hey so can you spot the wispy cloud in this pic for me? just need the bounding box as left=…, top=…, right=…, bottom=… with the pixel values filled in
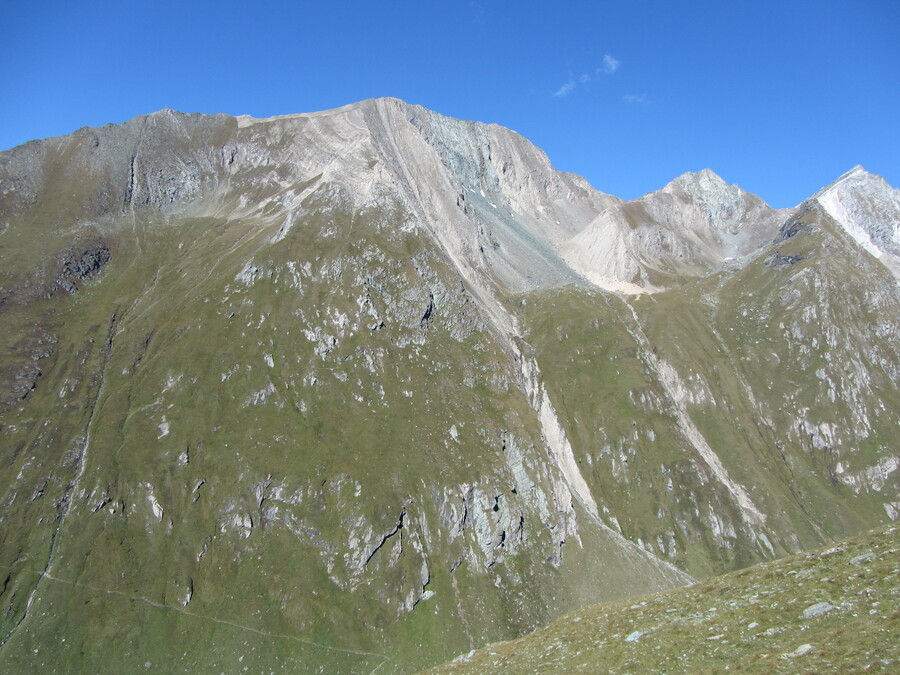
left=553, top=54, right=620, bottom=97
left=600, top=54, right=620, bottom=75
left=554, top=78, right=578, bottom=97
left=623, top=93, right=647, bottom=104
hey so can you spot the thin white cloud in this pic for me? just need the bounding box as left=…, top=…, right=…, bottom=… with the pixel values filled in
left=554, top=78, right=578, bottom=97
left=601, top=54, right=620, bottom=75
left=623, top=93, right=647, bottom=104
left=553, top=55, right=620, bottom=97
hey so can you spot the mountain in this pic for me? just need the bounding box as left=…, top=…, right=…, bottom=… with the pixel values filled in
left=0, top=98, right=897, bottom=672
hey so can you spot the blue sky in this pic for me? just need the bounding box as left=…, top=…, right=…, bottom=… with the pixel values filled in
left=2, top=1, right=898, bottom=207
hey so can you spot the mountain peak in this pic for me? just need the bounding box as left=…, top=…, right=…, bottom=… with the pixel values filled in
left=681, top=167, right=728, bottom=184
left=840, top=164, right=869, bottom=180
left=810, top=165, right=900, bottom=278
left=663, top=169, right=740, bottom=202
left=674, top=168, right=728, bottom=185
left=657, top=168, right=750, bottom=211
left=812, top=165, right=882, bottom=200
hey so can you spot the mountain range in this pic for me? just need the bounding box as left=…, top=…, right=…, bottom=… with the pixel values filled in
left=0, top=98, right=897, bottom=672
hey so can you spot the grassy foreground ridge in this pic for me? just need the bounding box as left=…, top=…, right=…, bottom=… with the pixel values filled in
left=427, top=523, right=899, bottom=673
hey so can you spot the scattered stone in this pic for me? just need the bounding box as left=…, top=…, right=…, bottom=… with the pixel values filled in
left=850, top=552, right=876, bottom=565
left=624, top=631, right=645, bottom=642
left=451, top=650, right=476, bottom=664
left=781, top=644, right=814, bottom=659
left=801, top=602, right=836, bottom=619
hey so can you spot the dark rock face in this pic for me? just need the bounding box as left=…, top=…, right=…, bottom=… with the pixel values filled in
left=777, top=207, right=815, bottom=241
left=764, top=251, right=804, bottom=269
left=52, top=240, right=110, bottom=295
left=1, top=327, right=57, bottom=408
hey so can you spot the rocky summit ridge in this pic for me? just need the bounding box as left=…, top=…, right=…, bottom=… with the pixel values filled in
left=0, top=98, right=898, bottom=672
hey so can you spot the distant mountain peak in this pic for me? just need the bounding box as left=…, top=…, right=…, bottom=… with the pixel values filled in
left=675, top=167, right=730, bottom=186
left=815, top=163, right=858, bottom=188
left=812, top=165, right=900, bottom=278
left=663, top=169, right=745, bottom=205
left=839, top=164, right=869, bottom=180
left=811, top=165, right=888, bottom=202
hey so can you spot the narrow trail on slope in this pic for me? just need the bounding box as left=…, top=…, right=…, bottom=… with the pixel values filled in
left=27, top=572, right=391, bottom=670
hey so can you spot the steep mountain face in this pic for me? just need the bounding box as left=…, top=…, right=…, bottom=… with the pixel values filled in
left=0, top=98, right=897, bottom=672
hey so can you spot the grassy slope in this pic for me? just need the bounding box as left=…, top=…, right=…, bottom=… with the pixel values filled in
left=427, top=522, right=900, bottom=673
left=0, top=203, right=519, bottom=672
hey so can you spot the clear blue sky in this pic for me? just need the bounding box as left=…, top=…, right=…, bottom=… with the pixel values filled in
left=2, top=1, right=898, bottom=207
